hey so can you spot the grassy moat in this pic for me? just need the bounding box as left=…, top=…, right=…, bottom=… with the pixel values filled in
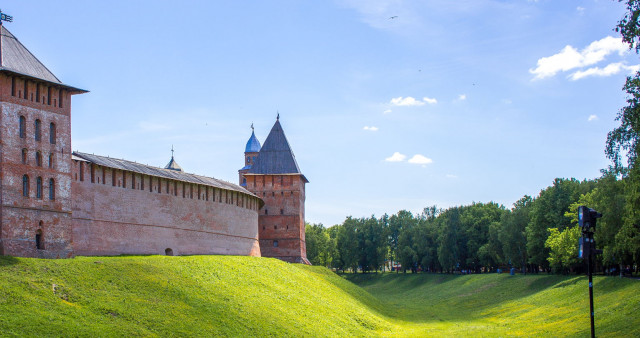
left=0, top=255, right=638, bottom=337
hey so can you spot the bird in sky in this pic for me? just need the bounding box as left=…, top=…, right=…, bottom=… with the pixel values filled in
left=389, top=16, right=398, bottom=19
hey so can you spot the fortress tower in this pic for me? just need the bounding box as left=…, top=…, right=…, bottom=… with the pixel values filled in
left=0, top=24, right=86, bottom=257
left=240, top=117, right=310, bottom=264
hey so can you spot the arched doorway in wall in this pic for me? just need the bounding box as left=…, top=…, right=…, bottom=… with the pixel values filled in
left=35, top=225, right=44, bottom=250
left=165, top=248, right=173, bottom=256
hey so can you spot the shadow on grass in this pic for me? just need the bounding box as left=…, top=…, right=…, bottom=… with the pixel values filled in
left=0, top=255, right=19, bottom=266
left=340, top=272, right=568, bottom=324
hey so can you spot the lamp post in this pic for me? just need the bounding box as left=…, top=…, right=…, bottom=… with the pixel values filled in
left=578, top=205, right=602, bottom=338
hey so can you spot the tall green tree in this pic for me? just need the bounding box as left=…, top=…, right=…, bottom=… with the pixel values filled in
left=389, top=210, right=416, bottom=271
left=460, top=202, right=506, bottom=272
left=526, top=178, right=594, bottom=271
left=335, top=217, right=359, bottom=272
left=305, top=223, right=335, bottom=267
left=437, top=207, right=463, bottom=273
left=545, top=226, right=582, bottom=273
left=607, top=0, right=640, bottom=269
left=499, top=196, right=532, bottom=272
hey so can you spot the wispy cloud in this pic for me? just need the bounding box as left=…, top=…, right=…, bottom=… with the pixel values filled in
left=423, top=97, right=438, bottom=104
left=570, top=62, right=640, bottom=80
left=588, top=114, right=598, bottom=122
left=458, top=94, right=467, bottom=101
left=577, top=6, right=585, bottom=15
left=385, top=152, right=406, bottom=162
left=390, top=96, right=437, bottom=106
left=385, top=152, right=433, bottom=165
left=363, top=126, right=379, bottom=131
left=383, top=109, right=392, bottom=114
left=530, top=36, right=628, bottom=80
left=446, top=174, right=458, bottom=179
left=390, top=96, right=425, bottom=106
left=408, top=154, right=433, bottom=164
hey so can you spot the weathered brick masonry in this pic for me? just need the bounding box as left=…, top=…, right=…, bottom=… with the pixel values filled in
left=239, top=119, right=310, bottom=264
left=0, top=24, right=309, bottom=262
left=70, top=157, right=261, bottom=257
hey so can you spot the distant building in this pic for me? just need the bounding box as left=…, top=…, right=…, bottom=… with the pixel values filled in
left=0, top=23, right=309, bottom=264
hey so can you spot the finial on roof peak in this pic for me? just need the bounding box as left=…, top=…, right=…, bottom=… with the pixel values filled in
left=165, top=146, right=182, bottom=172
left=251, top=122, right=254, bottom=132
left=277, top=111, right=280, bottom=120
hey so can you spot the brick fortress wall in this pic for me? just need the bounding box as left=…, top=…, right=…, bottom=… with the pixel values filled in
left=71, top=160, right=262, bottom=257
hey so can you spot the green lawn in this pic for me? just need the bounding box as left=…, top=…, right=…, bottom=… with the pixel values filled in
left=345, top=272, right=640, bottom=337
left=0, top=255, right=637, bottom=337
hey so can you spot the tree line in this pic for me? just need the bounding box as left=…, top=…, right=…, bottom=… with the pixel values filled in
left=307, top=1, right=640, bottom=275
left=306, top=172, right=638, bottom=274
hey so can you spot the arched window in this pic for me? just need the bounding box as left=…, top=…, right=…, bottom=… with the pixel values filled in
left=36, top=177, right=43, bottom=199
left=49, top=123, right=56, bottom=144
left=35, top=151, right=42, bottom=167
left=49, top=178, right=55, bottom=200
left=36, top=228, right=44, bottom=250
left=22, top=148, right=28, bottom=164
left=19, top=116, right=26, bottom=138
left=48, top=153, right=54, bottom=168
left=22, top=175, right=29, bottom=197
left=165, top=248, right=174, bottom=256
left=34, top=119, right=41, bottom=141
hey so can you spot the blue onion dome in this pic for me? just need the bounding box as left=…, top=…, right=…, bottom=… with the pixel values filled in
left=245, top=130, right=261, bottom=153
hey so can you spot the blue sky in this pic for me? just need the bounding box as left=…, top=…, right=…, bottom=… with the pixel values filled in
left=5, top=1, right=637, bottom=226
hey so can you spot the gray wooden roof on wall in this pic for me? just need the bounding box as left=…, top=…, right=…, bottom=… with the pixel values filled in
left=249, top=119, right=303, bottom=175
left=72, top=151, right=257, bottom=197
left=0, top=26, right=86, bottom=92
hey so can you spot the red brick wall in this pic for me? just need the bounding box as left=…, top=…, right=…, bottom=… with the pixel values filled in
left=71, top=161, right=261, bottom=257
left=244, top=174, right=308, bottom=263
left=0, top=74, right=74, bottom=258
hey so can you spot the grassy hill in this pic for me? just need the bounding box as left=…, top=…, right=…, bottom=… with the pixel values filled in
left=0, top=255, right=638, bottom=337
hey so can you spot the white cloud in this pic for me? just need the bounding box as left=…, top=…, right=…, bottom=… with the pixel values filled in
left=423, top=97, right=438, bottom=104
left=408, top=154, right=433, bottom=164
left=390, top=96, right=438, bottom=106
left=458, top=94, right=467, bottom=101
left=446, top=174, right=458, bottom=179
left=588, top=114, right=598, bottom=122
left=383, top=109, right=392, bottom=114
left=569, top=62, right=640, bottom=80
left=363, top=126, right=379, bottom=131
left=385, top=152, right=406, bottom=162
left=390, top=96, right=425, bottom=106
left=530, top=36, right=628, bottom=80
left=577, top=6, right=585, bottom=14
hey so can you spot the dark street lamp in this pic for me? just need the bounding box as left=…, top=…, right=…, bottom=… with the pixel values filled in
left=578, top=206, right=602, bottom=338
